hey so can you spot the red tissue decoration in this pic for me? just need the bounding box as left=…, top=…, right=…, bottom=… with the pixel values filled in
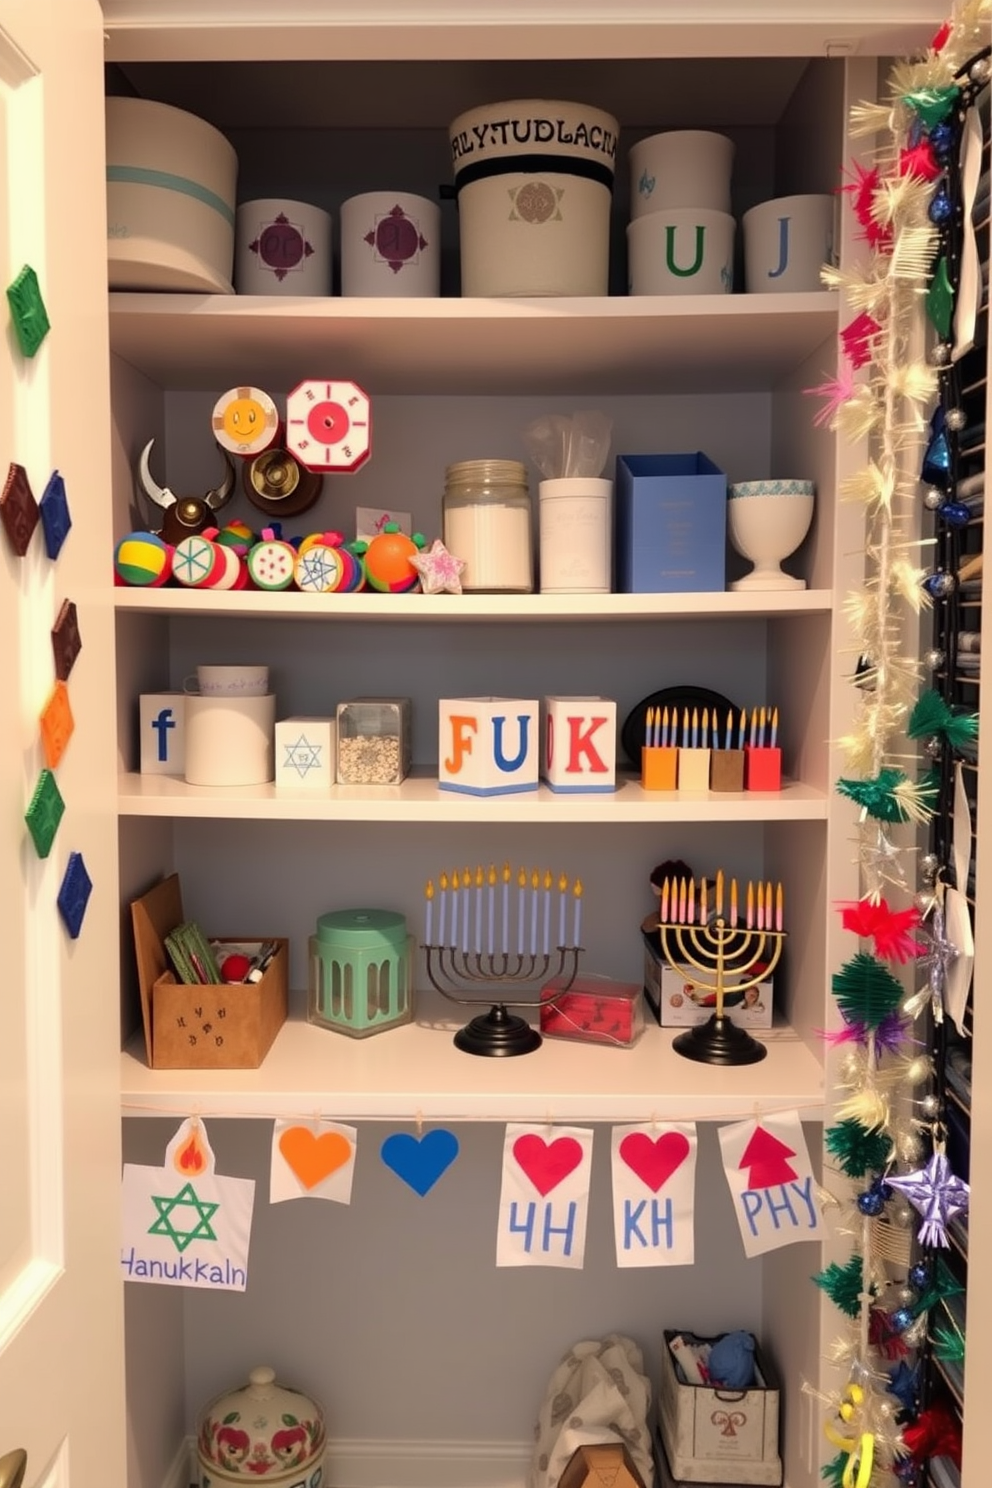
left=868, top=1306, right=911, bottom=1360
left=898, top=141, right=942, bottom=182
left=841, top=161, right=893, bottom=251
left=841, top=312, right=882, bottom=370
left=931, top=19, right=953, bottom=52
left=839, top=898, right=924, bottom=963
left=902, top=1402, right=962, bottom=1467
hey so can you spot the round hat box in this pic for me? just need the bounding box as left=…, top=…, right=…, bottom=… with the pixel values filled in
left=340, top=191, right=441, bottom=297
left=627, top=210, right=735, bottom=295
left=449, top=98, right=619, bottom=296
left=106, top=97, right=238, bottom=294
left=628, top=130, right=734, bottom=217
left=742, top=193, right=835, bottom=294
left=196, top=1365, right=325, bottom=1487
left=235, top=197, right=332, bottom=296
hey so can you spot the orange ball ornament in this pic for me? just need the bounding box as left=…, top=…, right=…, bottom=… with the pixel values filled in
left=359, top=522, right=426, bottom=593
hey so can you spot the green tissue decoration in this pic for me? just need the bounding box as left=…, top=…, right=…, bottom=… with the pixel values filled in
left=903, top=85, right=959, bottom=127
left=914, top=1257, right=965, bottom=1316
left=826, top=1119, right=892, bottom=1178
left=926, top=256, right=954, bottom=339
left=813, top=1254, right=867, bottom=1318
left=832, top=953, right=906, bottom=1029
left=837, top=767, right=924, bottom=823
left=907, top=689, right=979, bottom=749
left=821, top=1452, right=848, bottom=1487
left=931, top=1323, right=965, bottom=1365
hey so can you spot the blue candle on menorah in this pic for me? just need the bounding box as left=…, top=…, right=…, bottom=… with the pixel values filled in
left=422, top=861, right=586, bottom=1057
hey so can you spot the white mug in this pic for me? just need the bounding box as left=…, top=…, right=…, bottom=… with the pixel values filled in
left=185, top=664, right=270, bottom=697
left=742, top=194, right=835, bottom=294
left=184, top=693, right=276, bottom=786
left=340, top=192, right=441, bottom=297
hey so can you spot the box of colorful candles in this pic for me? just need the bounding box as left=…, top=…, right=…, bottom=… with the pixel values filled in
left=641, top=705, right=780, bottom=792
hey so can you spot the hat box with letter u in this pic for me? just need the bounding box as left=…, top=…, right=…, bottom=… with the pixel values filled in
left=106, top=96, right=238, bottom=294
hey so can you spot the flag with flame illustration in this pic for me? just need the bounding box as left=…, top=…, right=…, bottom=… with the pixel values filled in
left=121, top=1117, right=254, bottom=1291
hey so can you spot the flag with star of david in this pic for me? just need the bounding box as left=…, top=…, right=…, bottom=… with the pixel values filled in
left=121, top=1162, right=255, bottom=1290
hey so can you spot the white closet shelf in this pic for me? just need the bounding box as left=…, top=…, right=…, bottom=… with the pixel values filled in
left=118, top=768, right=828, bottom=821
left=120, top=1003, right=826, bottom=1122
left=113, top=588, right=834, bottom=620
left=107, top=291, right=839, bottom=395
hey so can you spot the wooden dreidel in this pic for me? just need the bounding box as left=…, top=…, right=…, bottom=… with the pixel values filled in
left=542, top=695, right=616, bottom=792
left=438, top=697, right=539, bottom=795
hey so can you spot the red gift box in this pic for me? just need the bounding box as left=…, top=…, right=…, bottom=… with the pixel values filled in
left=540, top=975, right=645, bottom=1047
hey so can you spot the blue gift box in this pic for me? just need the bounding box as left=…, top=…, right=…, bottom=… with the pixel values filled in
left=615, top=452, right=727, bottom=593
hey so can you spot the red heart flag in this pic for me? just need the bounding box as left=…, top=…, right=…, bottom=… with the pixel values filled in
left=619, top=1131, right=690, bottom=1191
left=512, top=1134, right=584, bottom=1196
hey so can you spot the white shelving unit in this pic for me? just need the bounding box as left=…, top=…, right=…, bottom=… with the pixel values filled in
left=95, top=11, right=965, bottom=1488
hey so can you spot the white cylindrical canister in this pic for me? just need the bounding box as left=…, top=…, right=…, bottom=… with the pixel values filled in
left=340, top=192, right=441, bottom=297
left=106, top=97, right=238, bottom=294
left=627, top=210, right=735, bottom=295
left=742, top=193, right=835, bottom=294
left=235, top=198, right=332, bottom=296
left=184, top=694, right=276, bottom=786
left=449, top=99, right=619, bottom=297
left=628, top=130, right=734, bottom=217
left=539, top=478, right=612, bottom=593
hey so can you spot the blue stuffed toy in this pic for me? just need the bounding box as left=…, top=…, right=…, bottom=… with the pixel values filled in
left=708, top=1330, right=756, bottom=1390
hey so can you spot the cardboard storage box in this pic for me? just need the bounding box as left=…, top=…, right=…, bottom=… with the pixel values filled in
left=559, top=1443, right=647, bottom=1488
left=130, top=873, right=288, bottom=1070
left=657, top=1331, right=782, bottom=1485
left=615, top=453, right=727, bottom=594
left=642, top=931, right=773, bottom=1029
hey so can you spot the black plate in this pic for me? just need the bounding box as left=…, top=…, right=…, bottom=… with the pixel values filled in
left=621, top=686, right=740, bottom=766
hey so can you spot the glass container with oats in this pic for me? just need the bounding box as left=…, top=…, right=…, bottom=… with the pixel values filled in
left=335, top=698, right=412, bottom=785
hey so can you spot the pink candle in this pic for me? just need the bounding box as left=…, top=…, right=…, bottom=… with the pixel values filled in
left=746, top=881, right=754, bottom=931
left=776, top=882, right=784, bottom=932
left=660, top=877, right=670, bottom=923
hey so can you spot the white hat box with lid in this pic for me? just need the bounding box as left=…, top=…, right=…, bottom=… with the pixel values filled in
left=235, top=197, right=332, bottom=296
left=106, top=96, right=238, bottom=294
left=449, top=99, right=619, bottom=296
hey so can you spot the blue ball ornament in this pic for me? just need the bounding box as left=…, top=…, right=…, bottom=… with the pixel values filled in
left=939, top=501, right=971, bottom=527
left=930, top=122, right=955, bottom=160
left=923, top=570, right=955, bottom=599
left=928, top=183, right=953, bottom=225
left=895, top=1462, right=919, bottom=1486
left=908, top=1262, right=930, bottom=1289
left=890, top=1306, right=915, bottom=1333
left=857, top=1189, right=886, bottom=1217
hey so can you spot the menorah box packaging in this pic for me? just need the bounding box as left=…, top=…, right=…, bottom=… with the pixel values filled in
left=641, top=930, right=774, bottom=1030
left=658, top=1330, right=782, bottom=1485
left=615, top=452, right=727, bottom=594
left=130, top=874, right=287, bottom=1070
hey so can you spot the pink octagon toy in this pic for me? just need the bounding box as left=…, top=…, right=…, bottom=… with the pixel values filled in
left=285, top=379, right=372, bottom=474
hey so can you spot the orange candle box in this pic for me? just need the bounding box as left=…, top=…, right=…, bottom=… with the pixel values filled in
left=542, top=696, right=617, bottom=793
left=438, top=697, right=539, bottom=795
left=642, top=745, right=678, bottom=790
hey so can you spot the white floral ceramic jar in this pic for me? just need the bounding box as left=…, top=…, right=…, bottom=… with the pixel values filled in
left=197, top=1366, right=326, bottom=1487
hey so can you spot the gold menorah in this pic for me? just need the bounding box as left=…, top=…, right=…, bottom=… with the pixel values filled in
left=654, top=877, right=785, bottom=1064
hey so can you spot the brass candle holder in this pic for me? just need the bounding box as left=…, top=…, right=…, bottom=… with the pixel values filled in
left=654, top=905, right=784, bottom=1066
left=424, top=945, right=583, bottom=1056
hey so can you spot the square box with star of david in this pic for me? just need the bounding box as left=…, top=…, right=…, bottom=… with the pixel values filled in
left=275, top=716, right=336, bottom=788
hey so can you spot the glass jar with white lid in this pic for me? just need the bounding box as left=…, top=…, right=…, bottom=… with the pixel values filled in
left=442, top=459, right=534, bottom=593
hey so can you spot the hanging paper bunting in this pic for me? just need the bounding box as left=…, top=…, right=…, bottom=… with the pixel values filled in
left=496, top=1124, right=593, bottom=1268
left=380, top=1128, right=459, bottom=1196
left=718, top=1112, right=824, bottom=1259
left=610, top=1123, right=697, bottom=1267
left=122, top=1117, right=254, bottom=1290
left=271, top=1119, right=357, bottom=1204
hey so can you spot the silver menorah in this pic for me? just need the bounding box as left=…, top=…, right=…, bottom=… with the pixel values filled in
left=423, top=943, right=584, bottom=1056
